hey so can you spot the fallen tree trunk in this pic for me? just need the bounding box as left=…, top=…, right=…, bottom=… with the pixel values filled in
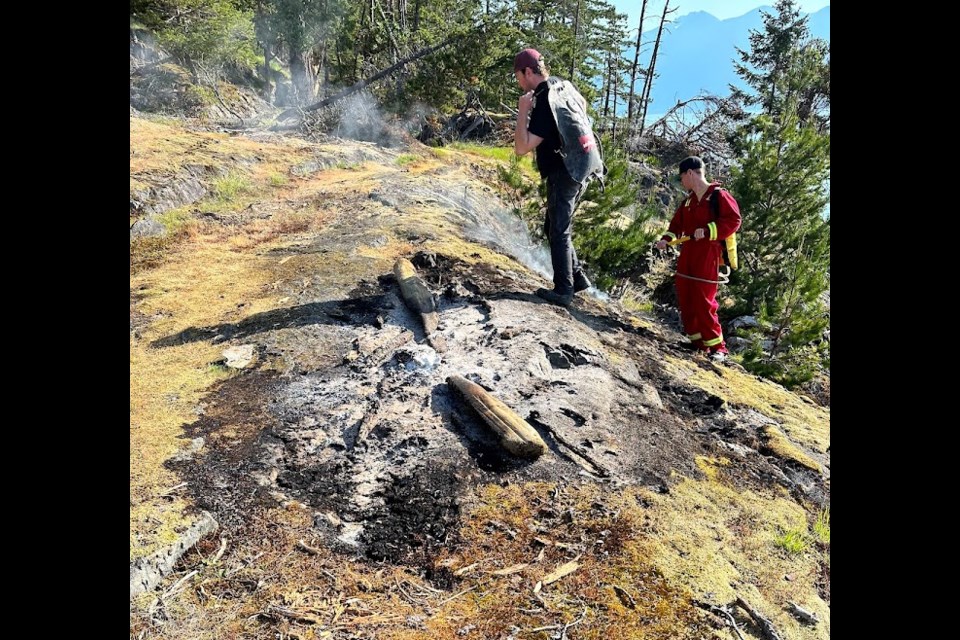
left=393, top=258, right=447, bottom=352
left=447, top=375, right=547, bottom=458
left=130, top=511, right=218, bottom=598
left=278, top=35, right=459, bottom=119
left=393, top=258, right=439, bottom=334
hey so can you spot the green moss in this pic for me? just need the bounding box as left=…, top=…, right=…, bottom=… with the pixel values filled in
left=669, top=354, right=830, bottom=455
left=763, top=425, right=822, bottom=471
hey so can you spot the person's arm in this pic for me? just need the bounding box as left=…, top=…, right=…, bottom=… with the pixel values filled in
left=655, top=206, right=684, bottom=249
left=514, top=91, right=544, bottom=156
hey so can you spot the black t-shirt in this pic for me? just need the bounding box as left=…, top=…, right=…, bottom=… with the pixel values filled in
left=527, top=81, right=564, bottom=177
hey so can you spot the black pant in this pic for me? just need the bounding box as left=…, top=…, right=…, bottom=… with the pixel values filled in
left=544, top=169, right=584, bottom=294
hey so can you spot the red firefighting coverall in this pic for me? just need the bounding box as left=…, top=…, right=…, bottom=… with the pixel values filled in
left=660, top=184, right=741, bottom=352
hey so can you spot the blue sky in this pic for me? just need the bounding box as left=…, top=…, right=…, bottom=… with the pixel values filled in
left=611, top=1, right=830, bottom=31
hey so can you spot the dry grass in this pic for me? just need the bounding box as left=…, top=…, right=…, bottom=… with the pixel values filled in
left=131, top=484, right=718, bottom=640
left=417, top=483, right=709, bottom=640
left=130, top=506, right=418, bottom=639
left=130, top=116, right=311, bottom=186
left=131, top=477, right=830, bottom=638
left=131, top=240, right=281, bottom=560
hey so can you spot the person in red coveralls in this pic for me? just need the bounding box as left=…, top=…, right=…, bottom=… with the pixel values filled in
left=655, top=156, right=741, bottom=361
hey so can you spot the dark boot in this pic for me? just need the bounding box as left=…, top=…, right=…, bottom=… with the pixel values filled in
left=535, top=287, right=573, bottom=307
left=573, top=271, right=591, bottom=293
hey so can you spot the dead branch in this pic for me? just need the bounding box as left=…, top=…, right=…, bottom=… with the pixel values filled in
left=209, top=537, right=228, bottom=564
left=159, top=482, right=188, bottom=498
left=331, top=613, right=406, bottom=627
left=626, top=93, right=745, bottom=180
left=529, top=624, right=562, bottom=632
left=297, top=539, right=322, bottom=556
left=613, top=584, right=636, bottom=609
left=225, top=551, right=264, bottom=577
left=162, top=570, right=198, bottom=601
left=454, top=562, right=481, bottom=576
left=694, top=600, right=745, bottom=640
left=786, top=601, right=820, bottom=625
left=539, top=559, right=581, bottom=585
left=437, top=583, right=480, bottom=606
left=490, top=563, right=529, bottom=576
left=735, top=596, right=784, bottom=640
left=528, top=414, right=610, bottom=477
left=560, top=607, right=587, bottom=640
left=394, top=575, right=422, bottom=604
left=407, top=579, right=444, bottom=594
left=263, top=605, right=321, bottom=625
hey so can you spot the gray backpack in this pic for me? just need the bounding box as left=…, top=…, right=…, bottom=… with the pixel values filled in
left=543, top=76, right=605, bottom=186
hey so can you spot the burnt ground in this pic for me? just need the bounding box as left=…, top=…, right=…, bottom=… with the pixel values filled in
left=162, top=247, right=828, bottom=572
left=130, top=130, right=829, bottom=638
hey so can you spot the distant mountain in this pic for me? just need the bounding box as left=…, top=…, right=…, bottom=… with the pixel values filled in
left=628, top=6, right=830, bottom=118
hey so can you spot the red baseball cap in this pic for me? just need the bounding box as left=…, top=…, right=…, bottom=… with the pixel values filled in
left=513, top=48, right=543, bottom=72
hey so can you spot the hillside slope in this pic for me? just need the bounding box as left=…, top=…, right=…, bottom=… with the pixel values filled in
left=130, top=114, right=829, bottom=640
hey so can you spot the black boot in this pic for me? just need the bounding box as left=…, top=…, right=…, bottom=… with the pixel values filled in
left=535, top=288, right=573, bottom=307
left=573, top=271, right=591, bottom=293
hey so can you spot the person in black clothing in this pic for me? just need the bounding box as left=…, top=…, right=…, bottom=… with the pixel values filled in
left=512, top=48, right=591, bottom=307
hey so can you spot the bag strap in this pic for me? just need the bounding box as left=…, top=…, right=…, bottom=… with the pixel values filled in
left=710, top=188, right=723, bottom=220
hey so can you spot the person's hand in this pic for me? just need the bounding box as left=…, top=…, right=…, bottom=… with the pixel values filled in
left=518, top=91, right=534, bottom=114
left=693, top=228, right=705, bottom=240
left=655, top=239, right=668, bottom=250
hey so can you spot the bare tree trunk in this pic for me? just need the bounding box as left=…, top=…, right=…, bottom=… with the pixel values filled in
left=254, top=1, right=274, bottom=101
left=324, top=42, right=330, bottom=99
left=289, top=49, right=315, bottom=104
left=413, top=0, right=420, bottom=31
left=603, top=54, right=612, bottom=120
left=335, top=40, right=345, bottom=83
left=639, top=1, right=674, bottom=136
left=354, top=1, right=367, bottom=82
left=260, top=39, right=274, bottom=101
left=375, top=0, right=400, bottom=63
left=312, top=41, right=325, bottom=100
left=569, top=0, right=582, bottom=81
left=627, top=0, right=648, bottom=129
left=612, top=59, right=619, bottom=144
